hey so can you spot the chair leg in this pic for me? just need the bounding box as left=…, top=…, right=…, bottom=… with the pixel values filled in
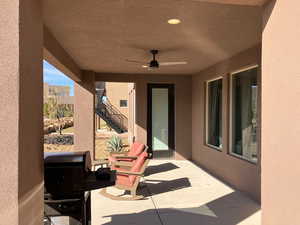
left=139, top=177, right=147, bottom=189
left=131, top=189, right=136, bottom=197
left=100, top=187, right=143, bottom=201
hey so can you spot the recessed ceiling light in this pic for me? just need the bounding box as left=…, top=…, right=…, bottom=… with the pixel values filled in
left=168, top=18, right=181, bottom=25
left=142, top=65, right=148, bottom=68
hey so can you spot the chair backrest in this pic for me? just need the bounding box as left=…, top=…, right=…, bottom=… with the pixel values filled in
left=128, top=142, right=145, bottom=157
left=129, top=151, right=148, bottom=184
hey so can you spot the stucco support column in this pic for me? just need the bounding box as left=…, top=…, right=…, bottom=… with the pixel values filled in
left=0, top=1, right=43, bottom=225
left=74, top=71, right=96, bottom=160
left=262, top=1, right=300, bottom=225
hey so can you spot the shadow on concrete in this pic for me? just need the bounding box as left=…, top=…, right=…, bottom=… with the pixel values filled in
left=102, top=191, right=260, bottom=225
left=120, top=177, right=191, bottom=199
left=142, top=177, right=191, bottom=197
left=144, top=162, right=180, bottom=176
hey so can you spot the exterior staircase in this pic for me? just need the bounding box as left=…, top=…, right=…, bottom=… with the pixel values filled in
left=95, top=92, right=128, bottom=134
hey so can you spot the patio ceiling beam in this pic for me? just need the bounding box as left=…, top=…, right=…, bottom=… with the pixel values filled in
left=195, top=0, right=270, bottom=6
left=95, top=73, right=137, bottom=83
left=43, top=26, right=82, bottom=82
left=94, top=72, right=191, bottom=83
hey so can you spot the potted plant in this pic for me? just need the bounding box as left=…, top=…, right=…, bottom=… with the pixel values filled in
left=106, top=135, right=124, bottom=156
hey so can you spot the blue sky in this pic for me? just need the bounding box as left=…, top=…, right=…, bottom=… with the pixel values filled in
left=43, top=60, right=74, bottom=96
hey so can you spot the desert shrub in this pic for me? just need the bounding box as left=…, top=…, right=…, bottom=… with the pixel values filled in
left=106, top=135, right=123, bottom=153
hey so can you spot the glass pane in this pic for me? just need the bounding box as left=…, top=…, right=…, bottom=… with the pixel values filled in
left=231, top=67, right=258, bottom=163
left=152, top=88, right=169, bottom=150
left=207, top=79, right=222, bottom=148
left=120, top=100, right=128, bottom=107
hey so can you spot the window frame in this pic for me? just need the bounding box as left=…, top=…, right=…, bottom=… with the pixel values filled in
left=229, top=64, right=259, bottom=164
left=120, top=99, right=128, bottom=107
left=205, top=76, right=223, bottom=151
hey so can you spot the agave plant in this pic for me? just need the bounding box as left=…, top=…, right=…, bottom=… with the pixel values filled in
left=106, top=135, right=123, bottom=153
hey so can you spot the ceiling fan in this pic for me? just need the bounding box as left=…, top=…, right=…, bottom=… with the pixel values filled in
left=126, top=49, right=187, bottom=70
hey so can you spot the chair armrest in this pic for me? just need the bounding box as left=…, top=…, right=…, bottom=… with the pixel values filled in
left=115, top=156, right=137, bottom=160
left=109, top=153, right=128, bottom=157
left=116, top=170, right=144, bottom=176
left=113, top=161, right=134, bottom=167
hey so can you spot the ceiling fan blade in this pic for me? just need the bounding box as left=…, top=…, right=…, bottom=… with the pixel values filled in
left=160, top=61, right=188, bottom=66
left=125, top=59, right=147, bottom=64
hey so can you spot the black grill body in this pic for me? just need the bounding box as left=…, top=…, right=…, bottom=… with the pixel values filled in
left=44, top=151, right=115, bottom=225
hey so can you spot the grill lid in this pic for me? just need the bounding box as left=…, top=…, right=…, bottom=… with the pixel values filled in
left=44, top=151, right=91, bottom=172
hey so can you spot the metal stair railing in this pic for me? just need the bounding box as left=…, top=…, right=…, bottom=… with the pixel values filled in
left=95, top=94, right=128, bottom=133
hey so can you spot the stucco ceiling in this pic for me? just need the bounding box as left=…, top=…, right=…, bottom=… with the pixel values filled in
left=43, top=0, right=262, bottom=75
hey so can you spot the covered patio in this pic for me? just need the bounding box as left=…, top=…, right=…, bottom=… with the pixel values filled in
left=51, top=160, right=260, bottom=225
left=93, top=160, right=260, bottom=225
left=1, top=0, right=300, bottom=225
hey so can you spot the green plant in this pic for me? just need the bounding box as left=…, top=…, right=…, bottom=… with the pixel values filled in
left=43, top=102, right=50, bottom=118
left=63, top=104, right=74, bottom=117
left=106, top=135, right=123, bottom=153
left=46, top=97, right=62, bottom=135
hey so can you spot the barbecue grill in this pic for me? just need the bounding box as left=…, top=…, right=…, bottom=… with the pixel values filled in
left=44, top=151, right=115, bottom=225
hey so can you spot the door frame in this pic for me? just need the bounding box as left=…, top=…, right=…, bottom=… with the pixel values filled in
left=147, top=83, right=175, bottom=159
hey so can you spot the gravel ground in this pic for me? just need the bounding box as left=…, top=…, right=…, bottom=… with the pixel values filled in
left=44, top=134, right=74, bottom=145
left=44, top=129, right=129, bottom=159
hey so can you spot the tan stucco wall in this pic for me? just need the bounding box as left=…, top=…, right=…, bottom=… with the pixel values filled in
left=96, top=74, right=192, bottom=160
left=262, top=1, right=300, bottom=224
left=192, top=46, right=261, bottom=201
left=105, top=82, right=130, bottom=118
left=0, top=0, right=44, bottom=224
left=128, top=83, right=136, bottom=142
left=0, top=2, right=20, bottom=223
left=74, top=71, right=96, bottom=159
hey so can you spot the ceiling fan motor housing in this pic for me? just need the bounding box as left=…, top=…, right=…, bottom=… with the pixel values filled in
left=150, top=59, right=159, bottom=68
left=149, top=49, right=159, bottom=68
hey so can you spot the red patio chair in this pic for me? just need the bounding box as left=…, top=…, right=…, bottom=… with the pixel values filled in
left=108, top=142, right=147, bottom=168
left=100, top=151, right=150, bottom=200
left=93, top=141, right=147, bottom=169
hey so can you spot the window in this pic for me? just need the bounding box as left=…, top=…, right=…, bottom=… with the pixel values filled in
left=230, top=66, right=258, bottom=163
left=206, top=78, right=222, bottom=149
left=120, top=100, right=128, bottom=107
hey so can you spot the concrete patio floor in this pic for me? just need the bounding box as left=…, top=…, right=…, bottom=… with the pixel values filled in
left=92, top=160, right=261, bottom=225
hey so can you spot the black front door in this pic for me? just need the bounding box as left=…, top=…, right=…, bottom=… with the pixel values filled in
left=147, top=84, right=175, bottom=159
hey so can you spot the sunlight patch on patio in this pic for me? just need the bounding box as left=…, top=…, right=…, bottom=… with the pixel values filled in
left=92, top=160, right=261, bottom=225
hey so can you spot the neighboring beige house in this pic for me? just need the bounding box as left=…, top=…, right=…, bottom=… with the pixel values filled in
left=2, top=1, right=300, bottom=225
left=95, top=82, right=131, bottom=132
left=95, top=81, right=137, bottom=144
left=106, top=82, right=130, bottom=118
left=96, top=82, right=130, bottom=118
left=44, top=83, right=74, bottom=105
